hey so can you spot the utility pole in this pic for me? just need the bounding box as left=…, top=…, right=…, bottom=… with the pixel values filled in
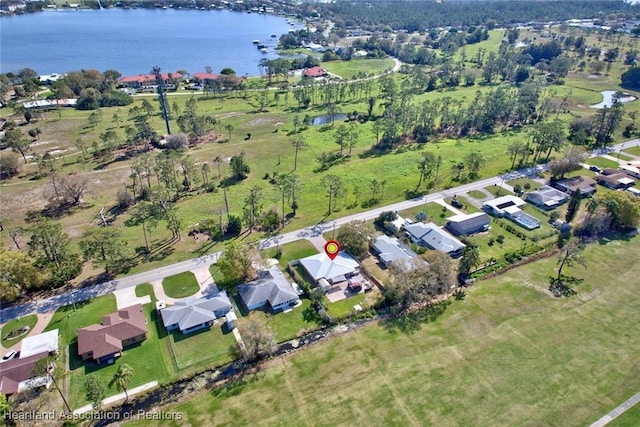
left=153, top=66, right=172, bottom=135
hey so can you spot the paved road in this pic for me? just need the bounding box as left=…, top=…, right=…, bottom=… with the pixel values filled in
left=590, top=390, right=640, bottom=427
left=1, top=140, right=638, bottom=324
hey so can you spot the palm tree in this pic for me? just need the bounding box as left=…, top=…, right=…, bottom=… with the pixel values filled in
left=110, top=363, right=134, bottom=402
left=290, top=135, right=307, bottom=172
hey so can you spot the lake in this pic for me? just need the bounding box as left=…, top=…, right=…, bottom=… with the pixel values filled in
left=0, top=8, right=301, bottom=77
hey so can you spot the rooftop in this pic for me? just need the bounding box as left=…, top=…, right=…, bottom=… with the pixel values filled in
left=238, top=267, right=299, bottom=309
left=160, top=292, right=232, bottom=331
left=372, top=235, right=419, bottom=267
left=298, top=252, right=359, bottom=283
left=20, top=329, right=59, bottom=358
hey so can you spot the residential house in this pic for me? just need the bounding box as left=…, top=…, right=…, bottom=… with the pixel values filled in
left=118, top=72, right=182, bottom=90
left=0, top=353, right=52, bottom=396
left=552, top=176, right=597, bottom=196
left=77, top=304, right=148, bottom=364
left=191, top=72, right=221, bottom=86
left=302, top=66, right=328, bottom=78
left=404, top=222, right=466, bottom=257
left=298, top=252, right=360, bottom=292
left=371, top=235, right=420, bottom=268
left=238, top=267, right=300, bottom=313
left=525, top=186, right=569, bottom=210
left=596, top=169, right=636, bottom=189
left=445, top=212, right=491, bottom=235
left=619, top=163, right=640, bottom=179
left=160, top=292, right=232, bottom=334
left=20, top=329, right=59, bottom=358
left=482, top=195, right=526, bottom=217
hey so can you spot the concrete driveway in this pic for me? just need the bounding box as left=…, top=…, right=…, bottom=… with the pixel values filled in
left=113, top=287, right=151, bottom=310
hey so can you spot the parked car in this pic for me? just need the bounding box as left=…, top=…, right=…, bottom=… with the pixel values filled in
left=2, top=350, right=17, bottom=361
left=589, top=165, right=602, bottom=173
left=451, top=198, right=463, bottom=209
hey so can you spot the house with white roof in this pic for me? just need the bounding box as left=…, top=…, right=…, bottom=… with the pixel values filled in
left=482, top=195, right=526, bottom=217
left=403, top=222, right=466, bottom=257
left=20, top=329, right=59, bottom=358
left=298, top=252, right=360, bottom=292
left=160, top=292, right=232, bottom=335
left=238, top=267, right=300, bottom=313
left=525, top=186, right=569, bottom=210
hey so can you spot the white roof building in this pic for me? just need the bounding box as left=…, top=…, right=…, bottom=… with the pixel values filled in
left=298, top=252, right=359, bottom=285
left=19, top=329, right=59, bottom=358
left=482, top=195, right=526, bottom=217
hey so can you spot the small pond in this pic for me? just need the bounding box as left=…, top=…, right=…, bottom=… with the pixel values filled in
left=309, top=114, right=348, bottom=125
left=590, top=90, right=637, bottom=109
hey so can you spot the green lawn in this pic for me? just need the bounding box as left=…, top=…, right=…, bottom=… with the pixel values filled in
left=585, top=157, right=620, bottom=170
left=168, top=323, right=236, bottom=370
left=321, top=58, right=396, bottom=79
left=162, top=271, right=200, bottom=298
left=1, top=314, right=38, bottom=348
left=43, top=288, right=171, bottom=409
left=622, top=146, right=640, bottom=156
left=615, top=152, right=636, bottom=162
left=466, top=219, right=527, bottom=264
left=398, top=202, right=451, bottom=226
left=127, top=236, right=640, bottom=426
left=484, top=185, right=513, bottom=197
left=241, top=300, right=321, bottom=343
left=608, top=401, right=640, bottom=426
left=261, top=239, right=319, bottom=267
left=466, top=189, right=488, bottom=199
left=326, top=293, right=366, bottom=318
left=508, top=178, right=542, bottom=192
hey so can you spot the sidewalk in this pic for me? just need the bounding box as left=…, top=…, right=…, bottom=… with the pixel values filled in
left=73, top=380, right=159, bottom=415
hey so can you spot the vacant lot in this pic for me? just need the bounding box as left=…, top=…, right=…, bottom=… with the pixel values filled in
left=128, top=236, right=640, bottom=426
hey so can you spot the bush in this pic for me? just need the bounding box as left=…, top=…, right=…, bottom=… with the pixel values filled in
left=225, top=215, right=242, bottom=236
left=165, top=133, right=189, bottom=149
left=116, top=188, right=135, bottom=208
left=0, top=153, right=21, bottom=179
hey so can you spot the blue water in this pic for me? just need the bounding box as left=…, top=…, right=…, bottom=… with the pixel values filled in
left=0, top=8, right=300, bottom=76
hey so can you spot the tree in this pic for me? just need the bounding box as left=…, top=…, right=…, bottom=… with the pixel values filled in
left=238, top=313, right=277, bottom=361
left=565, top=189, right=582, bottom=223
left=463, top=152, right=486, bottom=179
left=243, top=185, right=264, bottom=230
left=88, top=111, right=102, bottom=128
left=0, top=248, right=46, bottom=302
left=599, top=191, right=640, bottom=231
left=2, top=127, right=30, bottom=163
left=416, top=151, right=436, bottom=190
left=621, top=67, right=640, bottom=90
left=556, top=240, right=586, bottom=280
left=79, top=227, right=130, bottom=275
left=290, top=135, right=307, bottom=172
left=28, top=220, right=82, bottom=288
left=126, top=201, right=163, bottom=253
left=548, top=147, right=587, bottom=180
left=84, top=375, right=106, bottom=410
left=333, top=124, right=348, bottom=156
left=217, top=240, right=258, bottom=284
left=58, top=174, right=89, bottom=205
left=458, top=244, right=480, bottom=278
left=110, top=363, right=134, bottom=402
left=230, top=152, right=250, bottom=179
left=0, top=152, right=21, bottom=178
left=336, top=220, right=376, bottom=260
left=385, top=256, right=455, bottom=313
left=322, top=174, right=344, bottom=214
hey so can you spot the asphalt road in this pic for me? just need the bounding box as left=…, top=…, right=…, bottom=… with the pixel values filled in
left=1, top=139, right=638, bottom=324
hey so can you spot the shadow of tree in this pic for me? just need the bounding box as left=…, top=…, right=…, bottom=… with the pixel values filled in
left=382, top=300, right=451, bottom=335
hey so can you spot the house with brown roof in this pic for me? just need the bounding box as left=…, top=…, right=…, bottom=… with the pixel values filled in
left=0, top=353, right=52, bottom=396
left=552, top=175, right=597, bottom=197
left=596, top=168, right=636, bottom=189
left=77, top=304, right=147, bottom=364
left=118, top=72, right=182, bottom=90
left=302, top=66, right=328, bottom=78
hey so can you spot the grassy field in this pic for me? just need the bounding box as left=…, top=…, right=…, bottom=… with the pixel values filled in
left=1, top=314, right=37, bottom=348
left=262, top=239, right=319, bottom=266
left=169, top=323, right=236, bottom=370
left=609, top=401, right=640, bottom=426
left=586, top=156, right=621, bottom=170
left=126, top=236, right=640, bottom=427
left=321, top=58, right=395, bottom=79
left=162, top=271, right=200, bottom=298
left=623, top=146, right=640, bottom=157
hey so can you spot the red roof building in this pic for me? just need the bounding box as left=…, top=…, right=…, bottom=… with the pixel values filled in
left=77, top=304, right=148, bottom=364
left=303, top=66, right=328, bottom=78
left=0, top=352, right=52, bottom=395
left=118, top=72, right=182, bottom=88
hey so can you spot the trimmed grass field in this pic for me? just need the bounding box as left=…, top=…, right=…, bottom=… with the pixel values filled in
left=238, top=300, right=321, bottom=343
left=169, top=324, right=236, bottom=370
left=162, top=271, right=200, bottom=298
left=1, top=314, right=37, bottom=348
left=623, top=146, right=640, bottom=156
left=128, top=236, right=640, bottom=427
left=262, top=239, right=319, bottom=267
left=586, top=156, right=620, bottom=170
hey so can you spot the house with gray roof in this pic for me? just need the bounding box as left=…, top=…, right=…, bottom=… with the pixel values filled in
left=238, top=267, right=300, bottom=313
left=403, top=222, right=466, bottom=257
left=525, top=185, right=569, bottom=210
left=371, top=235, right=419, bottom=268
left=160, top=292, right=232, bottom=335
left=445, top=212, right=491, bottom=235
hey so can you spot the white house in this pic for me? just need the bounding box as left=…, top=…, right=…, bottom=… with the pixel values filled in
left=298, top=252, right=360, bottom=290
left=445, top=212, right=491, bottom=235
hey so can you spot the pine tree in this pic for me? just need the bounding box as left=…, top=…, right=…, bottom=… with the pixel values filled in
left=565, top=189, right=582, bottom=222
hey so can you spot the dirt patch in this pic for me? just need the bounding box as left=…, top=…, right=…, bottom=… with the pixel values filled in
left=215, top=111, right=244, bottom=119
left=247, top=118, right=275, bottom=127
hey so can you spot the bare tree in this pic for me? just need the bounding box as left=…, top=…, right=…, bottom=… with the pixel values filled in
left=58, top=174, right=89, bottom=205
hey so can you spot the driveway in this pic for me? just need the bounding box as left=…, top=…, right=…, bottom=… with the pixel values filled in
left=113, top=287, right=151, bottom=310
